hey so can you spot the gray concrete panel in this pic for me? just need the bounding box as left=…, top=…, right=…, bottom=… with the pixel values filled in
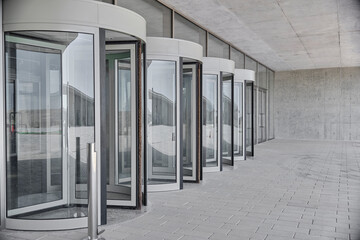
left=275, top=67, right=360, bottom=141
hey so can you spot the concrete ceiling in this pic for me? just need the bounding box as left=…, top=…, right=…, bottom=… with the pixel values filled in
left=159, top=0, right=360, bottom=71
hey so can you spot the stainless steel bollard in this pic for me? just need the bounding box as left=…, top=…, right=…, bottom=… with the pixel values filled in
left=84, top=143, right=105, bottom=240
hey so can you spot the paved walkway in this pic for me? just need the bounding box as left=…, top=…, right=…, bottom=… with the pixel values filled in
left=1, top=139, right=360, bottom=240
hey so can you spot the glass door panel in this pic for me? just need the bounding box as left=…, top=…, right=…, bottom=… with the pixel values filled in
left=222, top=74, right=233, bottom=165
left=202, top=74, right=218, bottom=169
left=6, top=41, right=64, bottom=217
left=258, top=89, right=267, bottom=143
left=106, top=45, right=136, bottom=206
left=245, top=82, right=254, bottom=156
left=234, top=83, right=243, bottom=157
left=66, top=34, right=94, bottom=214
left=182, top=64, right=197, bottom=181
left=147, top=60, right=177, bottom=185
left=5, top=31, right=94, bottom=220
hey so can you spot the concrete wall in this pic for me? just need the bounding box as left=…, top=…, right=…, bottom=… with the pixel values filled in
left=274, top=67, right=360, bottom=141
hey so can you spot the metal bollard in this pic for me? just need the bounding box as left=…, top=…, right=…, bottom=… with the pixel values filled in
left=84, top=143, right=105, bottom=240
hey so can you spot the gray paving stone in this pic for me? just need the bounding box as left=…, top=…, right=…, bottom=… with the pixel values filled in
left=2, top=140, right=359, bottom=240
left=174, top=228, right=212, bottom=239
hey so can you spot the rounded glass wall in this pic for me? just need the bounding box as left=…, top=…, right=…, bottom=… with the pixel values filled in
left=5, top=31, right=94, bottom=220
left=202, top=74, right=218, bottom=169
left=146, top=60, right=177, bottom=186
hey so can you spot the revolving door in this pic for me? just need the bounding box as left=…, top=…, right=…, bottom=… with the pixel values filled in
left=1, top=0, right=147, bottom=230
left=5, top=30, right=94, bottom=229
left=202, top=57, right=235, bottom=172
left=146, top=37, right=203, bottom=191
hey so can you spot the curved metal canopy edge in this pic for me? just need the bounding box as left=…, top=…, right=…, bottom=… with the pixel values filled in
left=234, top=69, right=256, bottom=82
left=203, top=57, right=235, bottom=74
left=147, top=37, right=203, bottom=62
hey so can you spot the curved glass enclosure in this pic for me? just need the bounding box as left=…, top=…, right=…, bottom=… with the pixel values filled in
left=146, top=37, right=203, bottom=191
left=202, top=57, right=235, bottom=172
left=1, top=0, right=147, bottom=230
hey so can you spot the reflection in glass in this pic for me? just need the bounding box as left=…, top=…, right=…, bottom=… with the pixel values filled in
left=106, top=49, right=133, bottom=201
left=208, top=34, right=229, bottom=59
left=117, top=56, right=132, bottom=189
left=116, top=0, right=172, bottom=37
left=182, top=65, right=196, bottom=179
left=202, top=74, right=218, bottom=167
left=5, top=32, right=94, bottom=220
left=6, top=41, right=62, bottom=211
left=174, top=13, right=207, bottom=56
left=245, top=56, right=257, bottom=85
left=230, top=47, right=245, bottom=69
left=245, top=82, right=253, bottom=155
left=147, top=60, right=177, bottom=184
left=222, top=74, right=232, bottom=163
left=258, top=64, right=267, bottom=89
left=234, top=83, right=243, bottom=156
